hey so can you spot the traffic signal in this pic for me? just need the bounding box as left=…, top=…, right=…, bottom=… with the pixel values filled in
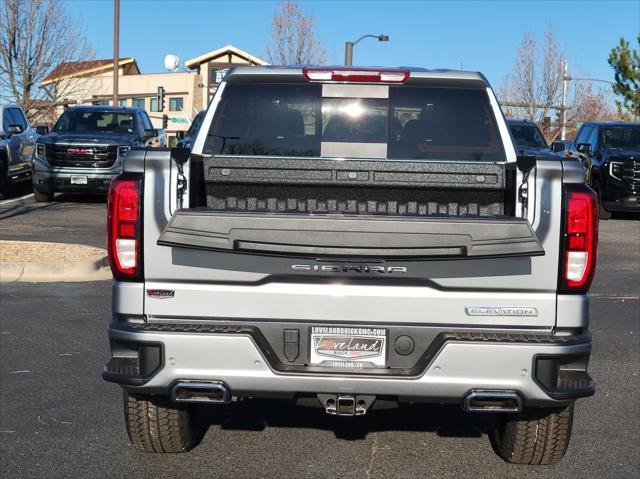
left=162, top=114, right=168, bottom=129
left=157, top=86, right=165, bottom=112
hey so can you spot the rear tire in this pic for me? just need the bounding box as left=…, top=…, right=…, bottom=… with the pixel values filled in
left=33, top=186, right=54, bottom=202
left=599, top=204, right=612, bottom=220
left=123, top=391, right=204, bottom=453
left=592, top=183, right=612, bottom=220
left=491, top=403, right=574, bottom=465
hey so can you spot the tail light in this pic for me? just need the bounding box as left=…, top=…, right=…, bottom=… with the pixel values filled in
left=107, top=173, right=143, bottom=281
left=303, top=68, right=409, bottom=83
left=559, top=185, right=598, bottom=293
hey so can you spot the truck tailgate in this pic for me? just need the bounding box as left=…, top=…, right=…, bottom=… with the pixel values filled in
left=142, top=151, right=563, bottom=328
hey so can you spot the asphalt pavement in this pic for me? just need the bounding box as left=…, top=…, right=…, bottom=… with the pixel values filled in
left=0, top=183, right=106, bottom=248
left=0, top=190, right=639, bottom=478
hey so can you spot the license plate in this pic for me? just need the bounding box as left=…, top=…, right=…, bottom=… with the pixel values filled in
left=70, top=175, right=88, bottom=185
left=310, top=326, right=387, bottom=368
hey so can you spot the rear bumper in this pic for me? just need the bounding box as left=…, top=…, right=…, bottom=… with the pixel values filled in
left=104, top=320, right=594, bottom=407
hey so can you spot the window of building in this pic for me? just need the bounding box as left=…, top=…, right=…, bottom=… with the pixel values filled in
left=169, top=97, right=184, bottom=112
left=118, top=99, right=128, bottom=107
left=150, top=97, right=159, bottom=112
left=132, top=98, right=145, bottom=109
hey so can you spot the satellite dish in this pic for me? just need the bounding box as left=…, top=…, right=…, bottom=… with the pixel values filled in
left=164, top=54, right=180, bottom=72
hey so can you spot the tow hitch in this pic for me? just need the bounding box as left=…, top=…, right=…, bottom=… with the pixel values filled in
left=317, top=394, right=376, bottom=416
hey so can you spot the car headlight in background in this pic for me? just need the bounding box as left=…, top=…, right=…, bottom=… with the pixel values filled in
left=36, top=143, right=45, bottom=157
left=118, top=146, right=131, bottom=158
left=609, top=161, right=624, bottom=181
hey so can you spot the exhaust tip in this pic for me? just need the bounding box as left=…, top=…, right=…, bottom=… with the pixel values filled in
left=463, top=390, right=522, bottom=413
left=171, top=381, right=231, bottom=404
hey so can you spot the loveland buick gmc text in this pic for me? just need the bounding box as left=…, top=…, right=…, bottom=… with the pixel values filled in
left=103, top=66, right=599, bottom=465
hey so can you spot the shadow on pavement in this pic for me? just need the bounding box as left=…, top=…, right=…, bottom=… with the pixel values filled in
left=197, top=399, right=492, bottom=441
left=53, top=193, right=107, bottom=204
left=0, top=180, right=32, bottom=200
left=611, top=212, right=639, bottom=221
left=0, top=201, right=58, bottom=220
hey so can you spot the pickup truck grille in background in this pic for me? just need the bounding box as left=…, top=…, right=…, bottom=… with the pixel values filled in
left=45, top=144, right=118, bottom=168
left=623, top=159, right=640, bottom=188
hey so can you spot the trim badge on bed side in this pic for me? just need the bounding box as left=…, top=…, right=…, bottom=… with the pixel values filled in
left=146, top=289, right=175, bottom=299
left=465, top=307, right=538, bottom=317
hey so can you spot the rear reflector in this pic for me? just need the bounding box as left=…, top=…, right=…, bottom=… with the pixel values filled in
left=303, top=68, right=409, bottom=83
left=560, top=185, right=598, bottom=293
left=107, top=173, right=143, bottom=280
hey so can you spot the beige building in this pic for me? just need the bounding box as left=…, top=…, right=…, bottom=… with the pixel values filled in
left=185, top=44, right=269, bottom=102
left=40, top=46, right=268, bottom=145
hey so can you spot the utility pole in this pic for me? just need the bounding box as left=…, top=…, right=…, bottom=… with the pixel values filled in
left=560, top=59, right=568, bottom=140
left=113, top=0, right=120, bottom=106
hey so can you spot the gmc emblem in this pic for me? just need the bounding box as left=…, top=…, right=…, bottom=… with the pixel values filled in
left=67, top=148, right=92, bottom=155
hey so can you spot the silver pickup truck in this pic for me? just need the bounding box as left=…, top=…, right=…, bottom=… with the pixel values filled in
left=103, top=66, right=598, bottom=465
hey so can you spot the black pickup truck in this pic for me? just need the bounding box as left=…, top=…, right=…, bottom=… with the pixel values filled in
left=569, top=121, right=639, bottom=218
left=32, top=106, right=163, bottom=202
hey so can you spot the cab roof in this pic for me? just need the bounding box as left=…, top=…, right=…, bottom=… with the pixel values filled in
left=223, top=65, right=491, bottom=86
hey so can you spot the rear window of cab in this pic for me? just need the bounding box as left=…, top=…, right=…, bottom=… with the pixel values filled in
left=203, top=82, right=505, bottom=162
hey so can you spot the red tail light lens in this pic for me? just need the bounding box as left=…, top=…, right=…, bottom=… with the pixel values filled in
left=303, top=68, right=409, bottom=83
left=107, top=173, right=143, bottom=280
left=560, top=185, right=598, bottom=293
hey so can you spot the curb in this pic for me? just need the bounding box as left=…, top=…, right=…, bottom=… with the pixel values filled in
left=0, top=254, right=112, bottom=282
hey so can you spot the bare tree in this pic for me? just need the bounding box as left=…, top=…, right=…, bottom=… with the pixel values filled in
left=0, top=0, right=93, bottom=123
left=267, top=0, right=326, bottom=66
left=500, top=27, right=612, bottom=141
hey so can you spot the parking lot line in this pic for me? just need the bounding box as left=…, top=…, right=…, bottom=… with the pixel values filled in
left=0, top=193, right=34, bottom=206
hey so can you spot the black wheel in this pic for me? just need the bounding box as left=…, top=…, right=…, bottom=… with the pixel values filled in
left=598, top=204, right=612, bottom=220
left=592, top=183, right=612, bottom=220
left=33, top=186, right=54, bottom=202
left=491, top=403, right=574, bottom=465
left=123, top=391, right=204, bottom=453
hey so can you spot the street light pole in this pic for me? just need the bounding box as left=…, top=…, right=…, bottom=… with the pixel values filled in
left=561, top=59, right=568, bottom=140
left=560, top=60, right=616, bottom=139
left=344, top=34, right=389, bottom=66
left=113, top=0, right=120, bottom=107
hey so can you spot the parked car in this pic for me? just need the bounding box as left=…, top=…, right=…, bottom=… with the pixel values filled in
left=176, top=110, right=206, bottom=149
left=104, top=66, right=598, bottom=465
left=506, top=119, right=559, bottom=158
left=32, top=105, right=162, bottom=202
left=0, top=104, right=36, bottom=195
left=568, top=121, right=639, bottom=219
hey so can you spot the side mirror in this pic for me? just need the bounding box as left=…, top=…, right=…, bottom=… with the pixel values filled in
left=35, top=125, right=49, bottom=135
left=576, top=143, right=592, bottom=155
left=7, top=124, right=23, bottom=135
left=551, top=141, right=565, bottom=153
left=175, top=131, right=185, bottom=140
left=142, top=128, right=156, bottom=140
left=516, top=154, right=536, bottom=173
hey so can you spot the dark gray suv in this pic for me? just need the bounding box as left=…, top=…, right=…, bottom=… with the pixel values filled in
left=32, top=105, right=161, bottom=202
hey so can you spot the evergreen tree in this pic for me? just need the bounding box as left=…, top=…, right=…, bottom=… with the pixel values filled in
left=608, top=36, right=640, bottom=117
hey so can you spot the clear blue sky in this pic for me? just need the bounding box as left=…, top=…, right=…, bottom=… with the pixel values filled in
left=65, top=0, right=638, bottom=90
